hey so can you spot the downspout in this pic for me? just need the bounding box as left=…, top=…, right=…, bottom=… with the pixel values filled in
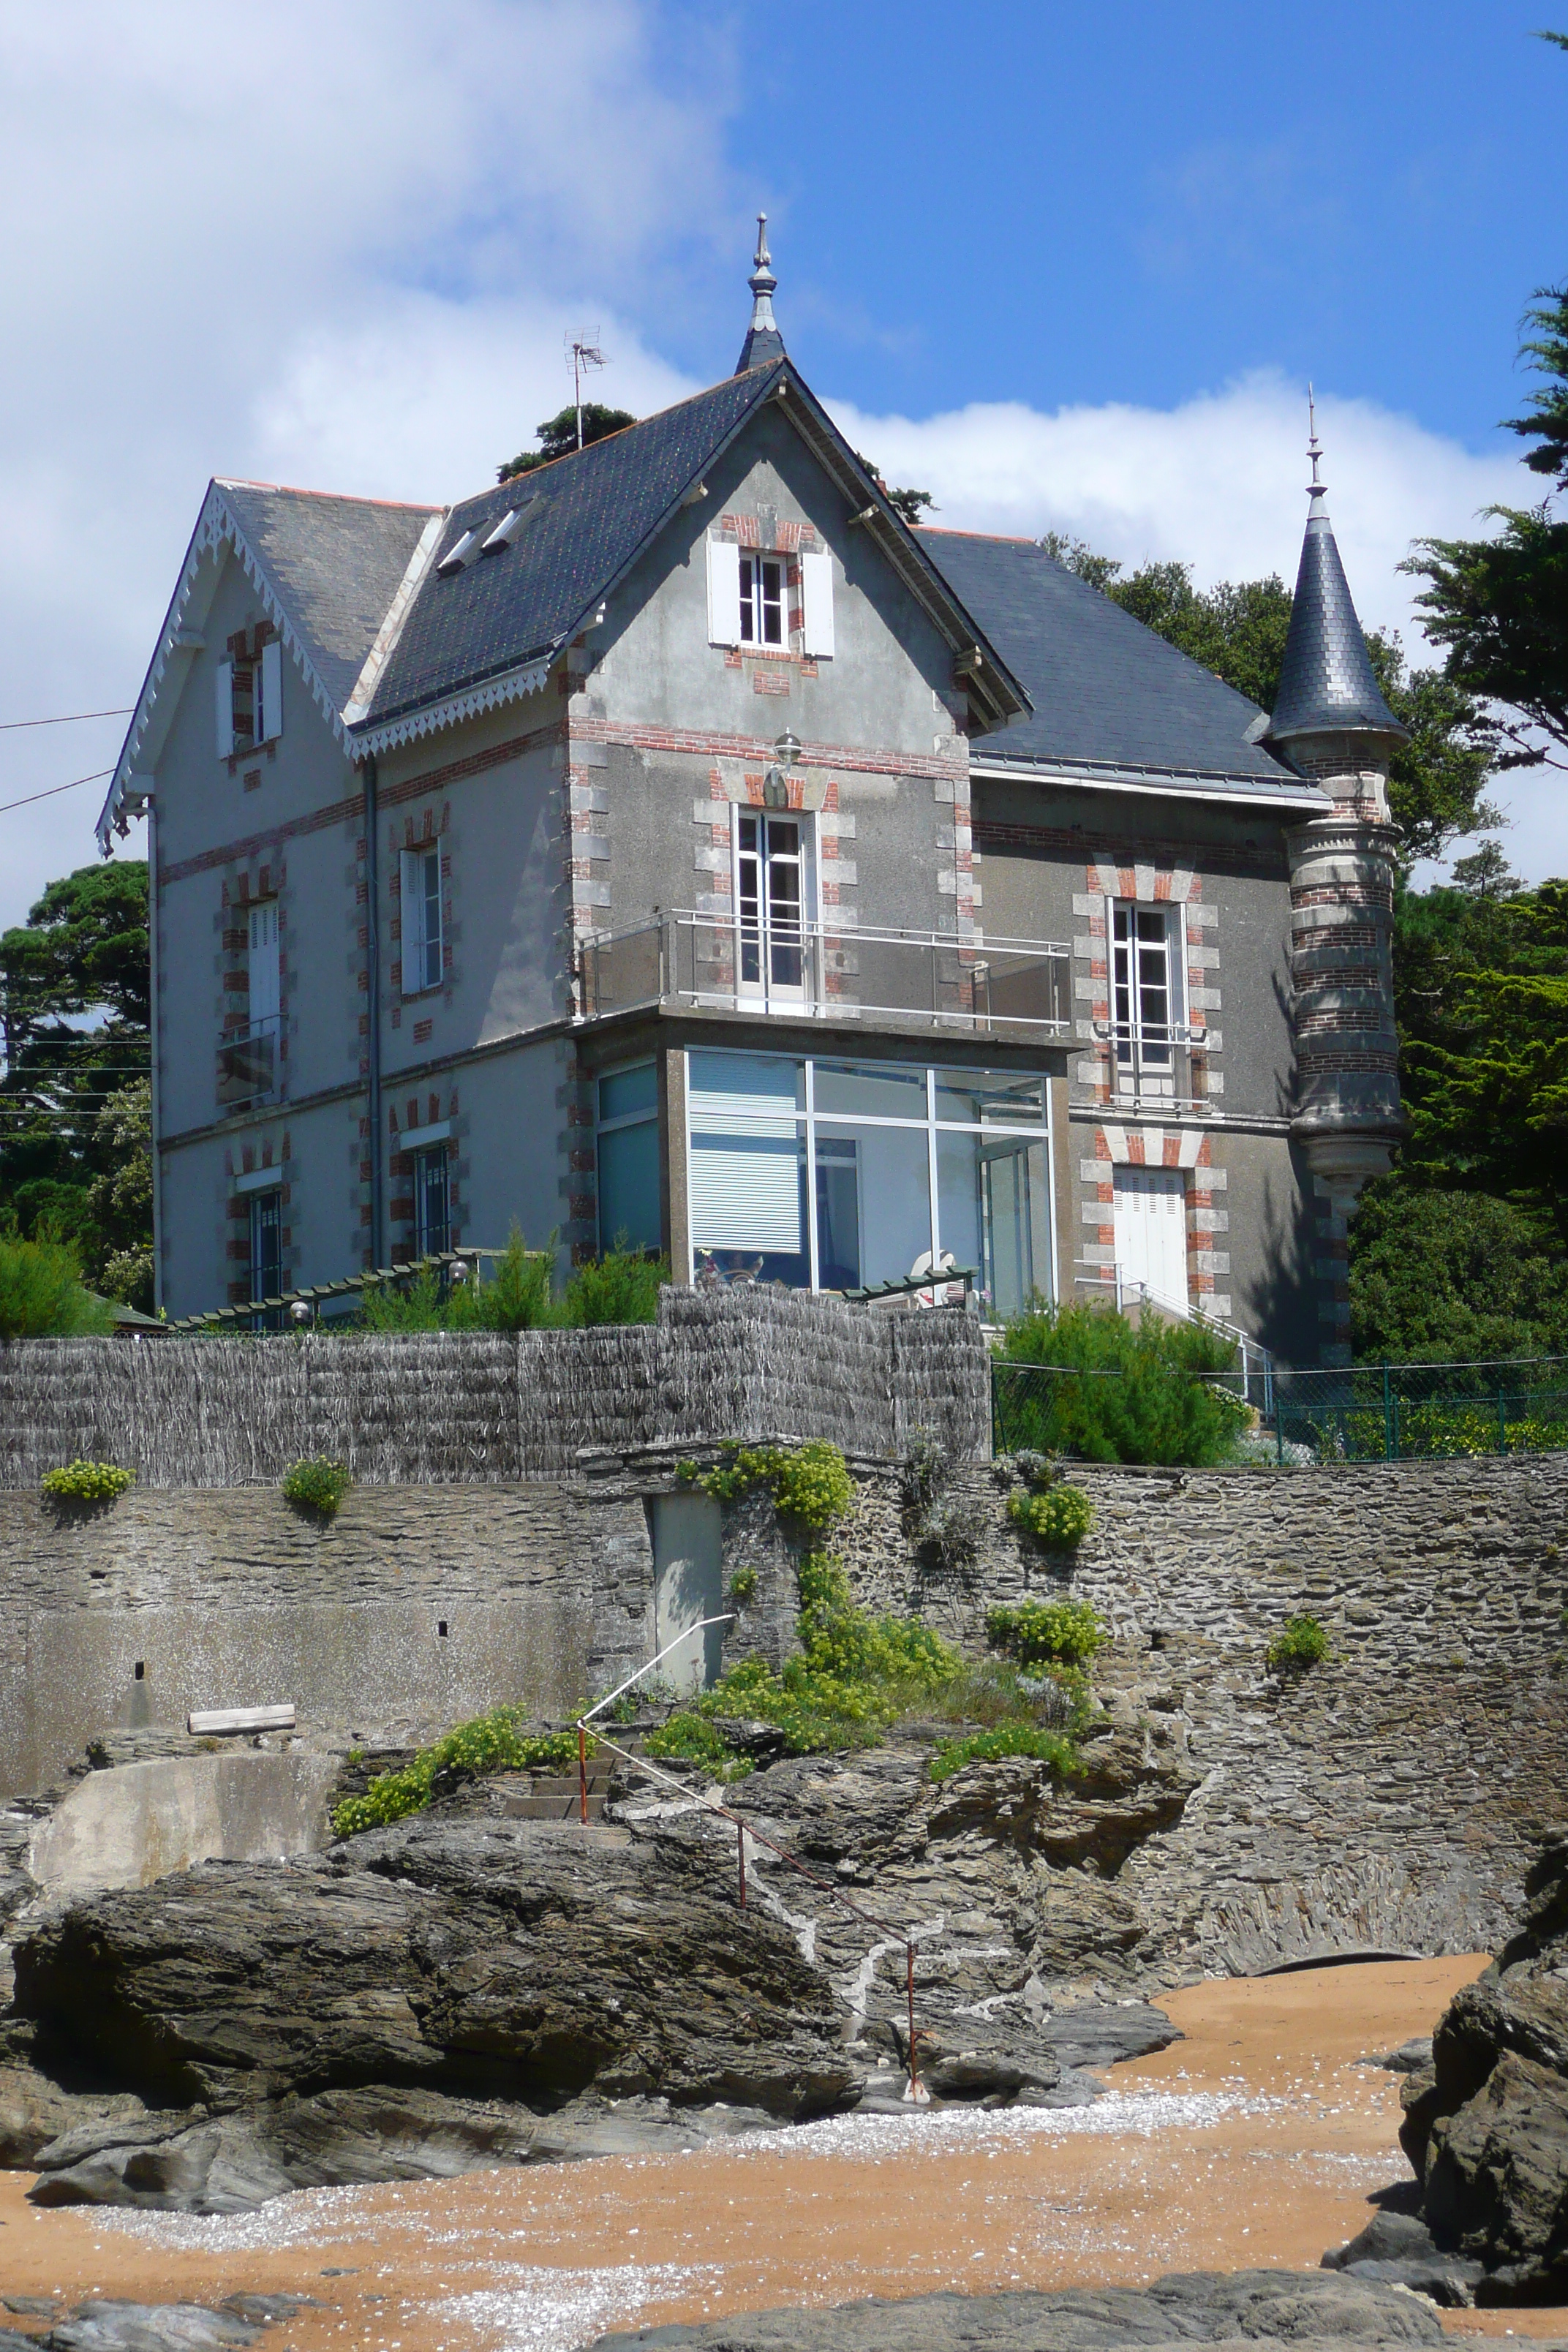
left=147, top=799, right=164, bottom=1315
left=363, top=755, right=384, bottom=1268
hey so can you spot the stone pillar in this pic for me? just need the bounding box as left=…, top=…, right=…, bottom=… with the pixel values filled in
left=1284, top=744, right=1403, bottom=1365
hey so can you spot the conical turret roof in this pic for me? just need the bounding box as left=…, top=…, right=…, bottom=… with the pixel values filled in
left=734, top=214, right=785, bottom=373
left=1265, top=406, right=1406, bottom=755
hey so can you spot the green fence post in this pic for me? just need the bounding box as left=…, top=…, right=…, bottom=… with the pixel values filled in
left=1382, top=1363, right=1394, bottom=1462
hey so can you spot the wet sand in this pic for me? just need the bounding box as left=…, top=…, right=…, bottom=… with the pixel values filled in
left=2, top=1953, right=1562, bottom=2351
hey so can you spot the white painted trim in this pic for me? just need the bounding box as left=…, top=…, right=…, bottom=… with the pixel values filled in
left=399, top=1119, right=451, bottom=1151
left=99, top=479, right=442, bottom=849
left=350, top=657, right=554, bottom=757
left=231, top=1165, right=284, bottom=1194
left=968, top=760, right=1330, bottom=814
left=343, top=510, right=447, bottom=725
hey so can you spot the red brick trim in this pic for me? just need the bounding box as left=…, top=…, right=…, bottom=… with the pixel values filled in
left=570, top=715, right=966, bottom=785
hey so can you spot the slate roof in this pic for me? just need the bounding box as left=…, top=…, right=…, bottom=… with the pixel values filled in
left=361, top=368, right=787, bottom=732
left=217, top=483, right=438, bottom=714
left=1266, top=498, right=1406, bottom=749
left=919, top=529, right=1320, bottom=800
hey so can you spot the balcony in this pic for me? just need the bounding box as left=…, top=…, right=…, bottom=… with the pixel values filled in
left=1082, top=1022, right=1213, bottom=1115
left=578, top=914, right=1071, bottom=1036
left=216, top=1015, right=281, bottom=1109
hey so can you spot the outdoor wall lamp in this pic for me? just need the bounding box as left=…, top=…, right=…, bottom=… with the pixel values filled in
left=764, top=729, right=802, bottom=808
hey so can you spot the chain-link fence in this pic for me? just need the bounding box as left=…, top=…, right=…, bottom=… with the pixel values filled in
left=1269, top=1360, right=1568, bottom=1464
left=991, top=1353, right=1568, bottom=1465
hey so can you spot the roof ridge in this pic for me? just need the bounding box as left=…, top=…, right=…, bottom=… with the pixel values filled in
left=217, top=477, right=442, bottom=514
left=915, top=524, right=1039, bottom=546
left=486, top=363, right=785, bottom=500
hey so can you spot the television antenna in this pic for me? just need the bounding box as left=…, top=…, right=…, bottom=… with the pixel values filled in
left=565, top=331, right=607, bottom=449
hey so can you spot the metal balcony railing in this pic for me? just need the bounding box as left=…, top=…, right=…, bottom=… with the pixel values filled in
left=578, top=913, right=1071, bottom=1034
left=216, top=1014, right=281, bottom=1108
left=1084, top=1021, right=1212, bottom=1112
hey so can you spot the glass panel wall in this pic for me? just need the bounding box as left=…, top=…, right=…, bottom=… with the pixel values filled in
left=597, top=1063, right=663, bottom=1254
left=684, top=1049, right=1055, bottom=1312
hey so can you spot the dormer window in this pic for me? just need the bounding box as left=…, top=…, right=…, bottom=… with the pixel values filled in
left=215, top=636, right=282, bottom=758
left=739, top=555, right=784, bottom=647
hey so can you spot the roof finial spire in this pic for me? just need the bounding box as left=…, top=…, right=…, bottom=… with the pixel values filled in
left=734, top=212, right=786, bottom=374
left=1306, top=382, right=1327, bottom=506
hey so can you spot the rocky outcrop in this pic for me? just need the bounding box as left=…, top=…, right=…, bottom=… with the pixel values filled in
left=1, top=1705, right=1193, bottom=2212
left=1330, top=1829, right=1568, bottom=2300
left=0, top=2295, right=315, bottom=2351
left=587, top=2269, right=1447, bottom=2351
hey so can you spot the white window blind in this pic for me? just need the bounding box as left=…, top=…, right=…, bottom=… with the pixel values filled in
left=214, top=660, right=235, bottom=758
left=706, top=537, right=742, bottom=647
left=255, top=640, right=283, bottom=745
left=800, top=547, right=834, bottom=658
left=248, top=902, right=280, bottom=1026
left=687, top=1056, right=802, bottom=1252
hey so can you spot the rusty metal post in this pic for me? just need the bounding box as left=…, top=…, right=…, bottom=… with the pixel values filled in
left=578, top=1725, right=588, bottom=1825
left=907, top=1940, right=919, bottom=2099
left=737, top=1821, right=747, bottom=1907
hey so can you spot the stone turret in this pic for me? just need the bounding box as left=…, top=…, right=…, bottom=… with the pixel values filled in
left=1265, top=399, right=1406, bottom=1362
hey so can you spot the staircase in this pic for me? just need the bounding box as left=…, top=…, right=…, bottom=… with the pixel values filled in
left=500, top=1756, right=616, bottom=1823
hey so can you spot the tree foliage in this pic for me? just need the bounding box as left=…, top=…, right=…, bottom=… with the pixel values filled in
left=0, top=864, right=153, bottom=1308
left=497, top=404, right=636, bottom=482
left=1349, top=1177, right=1568, bottom=1362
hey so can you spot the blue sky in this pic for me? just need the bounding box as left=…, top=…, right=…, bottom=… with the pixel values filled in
left=0, top=0, right=1561, bottom=927
left=749, top=3, right=1561, bottom=449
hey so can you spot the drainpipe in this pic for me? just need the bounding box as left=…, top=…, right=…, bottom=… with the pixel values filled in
left=363, top=755, right=384, bottom=1268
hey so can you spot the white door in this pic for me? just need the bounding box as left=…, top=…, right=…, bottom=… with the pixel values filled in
left=736, top=812, right=810, bottom=1005
left=1112, top=1165, right=1188, bottom=1311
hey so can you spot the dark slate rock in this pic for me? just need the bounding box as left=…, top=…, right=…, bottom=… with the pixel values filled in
left=1044, top=2003, right=1182, bottom=2071
left=587, top=2268, right=1447, bottom=2350
left=1365, top=2040, right=1432, bottom=2075
left=46, top=2305, right=261, bottom=2352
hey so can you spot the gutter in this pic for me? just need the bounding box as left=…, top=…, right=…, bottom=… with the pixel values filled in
left=968, top=758, right=1333, bottom=814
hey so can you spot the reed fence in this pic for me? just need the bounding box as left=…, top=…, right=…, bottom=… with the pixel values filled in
left=0, top=1289, right=989, bottom=1487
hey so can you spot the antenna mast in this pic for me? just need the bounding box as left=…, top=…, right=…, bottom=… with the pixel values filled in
left=566, top=331, right=607, bottom=450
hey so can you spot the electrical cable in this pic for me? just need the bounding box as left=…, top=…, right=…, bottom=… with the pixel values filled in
left=0, top=769, right=115, bottom=817
left=0, top=707, right=132, bottom=731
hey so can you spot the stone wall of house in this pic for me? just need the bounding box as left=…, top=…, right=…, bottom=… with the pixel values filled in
left=837, top=1450, right=1568, bottom=1975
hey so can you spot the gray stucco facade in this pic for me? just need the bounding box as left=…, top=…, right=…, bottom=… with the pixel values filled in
left=105, top=290, right=1393, bottom=1362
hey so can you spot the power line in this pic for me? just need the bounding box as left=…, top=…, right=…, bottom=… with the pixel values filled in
left=0, top=768, right=115, bottom=818
left=0, top=706, right=132, bottom=731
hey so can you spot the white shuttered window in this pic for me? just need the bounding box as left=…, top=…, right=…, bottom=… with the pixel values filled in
left=705, top=537, right=742, bottom=647
left=800, top=547, right=834, bottom=657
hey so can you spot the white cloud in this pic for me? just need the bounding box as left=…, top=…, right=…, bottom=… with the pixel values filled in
left=829, top=372, right=1565, bottom=881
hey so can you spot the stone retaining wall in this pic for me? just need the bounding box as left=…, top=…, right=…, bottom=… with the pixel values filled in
left=4, top=1441, right=1565, bottom=1978
left=837, top=1450, right=1568, bottom=1975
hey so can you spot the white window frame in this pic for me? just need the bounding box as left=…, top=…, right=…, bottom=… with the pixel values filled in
left=412, top=1142, right=451, bottom=1258
left=595, top=1060, right=661, bottom=1257
left=253, top=639, right=282, bottom=747
left=732, top=807, right=815, bottom=1006
left=739, top=551, right=785, bottom=647
left=401, top=845, right=445, bottom=995
left=247, top=900, right=280, bottom=1029
left=1109, top=899, right=1185, bottom=1074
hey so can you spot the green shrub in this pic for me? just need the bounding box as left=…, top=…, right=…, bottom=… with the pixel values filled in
left=40, top=1458, right=135, bottom=1505
left=1006, top=1483, right=1095, bottom=1547
left=929, top=1722, right=1079, bottom=1784
left=558, top=1240, right=667, bottom=1327
left=728, top=1563, right=758, bottom=1604
left=696, top=1440, right=854, bottom=1530
left=645, top=1711, right=752, bottom=1779
left=282, top=1457, right=352, bottom=1518
left=332, top=1710, right=584, bottom=1836
left=985, top=1597, right=1107, bottom=1667
left=1266, top=1613, right=1331, bottom=1674
left=995, top=1303, right=1245, bottom=1466
left=0, top=1237, right=115, bottom=1339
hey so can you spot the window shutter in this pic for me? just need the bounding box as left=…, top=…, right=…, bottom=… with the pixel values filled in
left=214, top=660, right=234, bottom=758
left=258, top=640, right=283, bottom=743
left=399, top=849, right=421, bottom=986
left=800, top=548, right=834, bottom=658
left=706, top=537, right=742, bottom=647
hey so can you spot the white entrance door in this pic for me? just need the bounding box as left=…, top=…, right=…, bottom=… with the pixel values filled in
left=652, top=1493, right=725, bottom=1693
left=1112, top=1165, right=1188, bottom=1311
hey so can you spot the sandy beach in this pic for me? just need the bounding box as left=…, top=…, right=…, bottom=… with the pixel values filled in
left=2, top=1953, right=1559, bottom=2352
